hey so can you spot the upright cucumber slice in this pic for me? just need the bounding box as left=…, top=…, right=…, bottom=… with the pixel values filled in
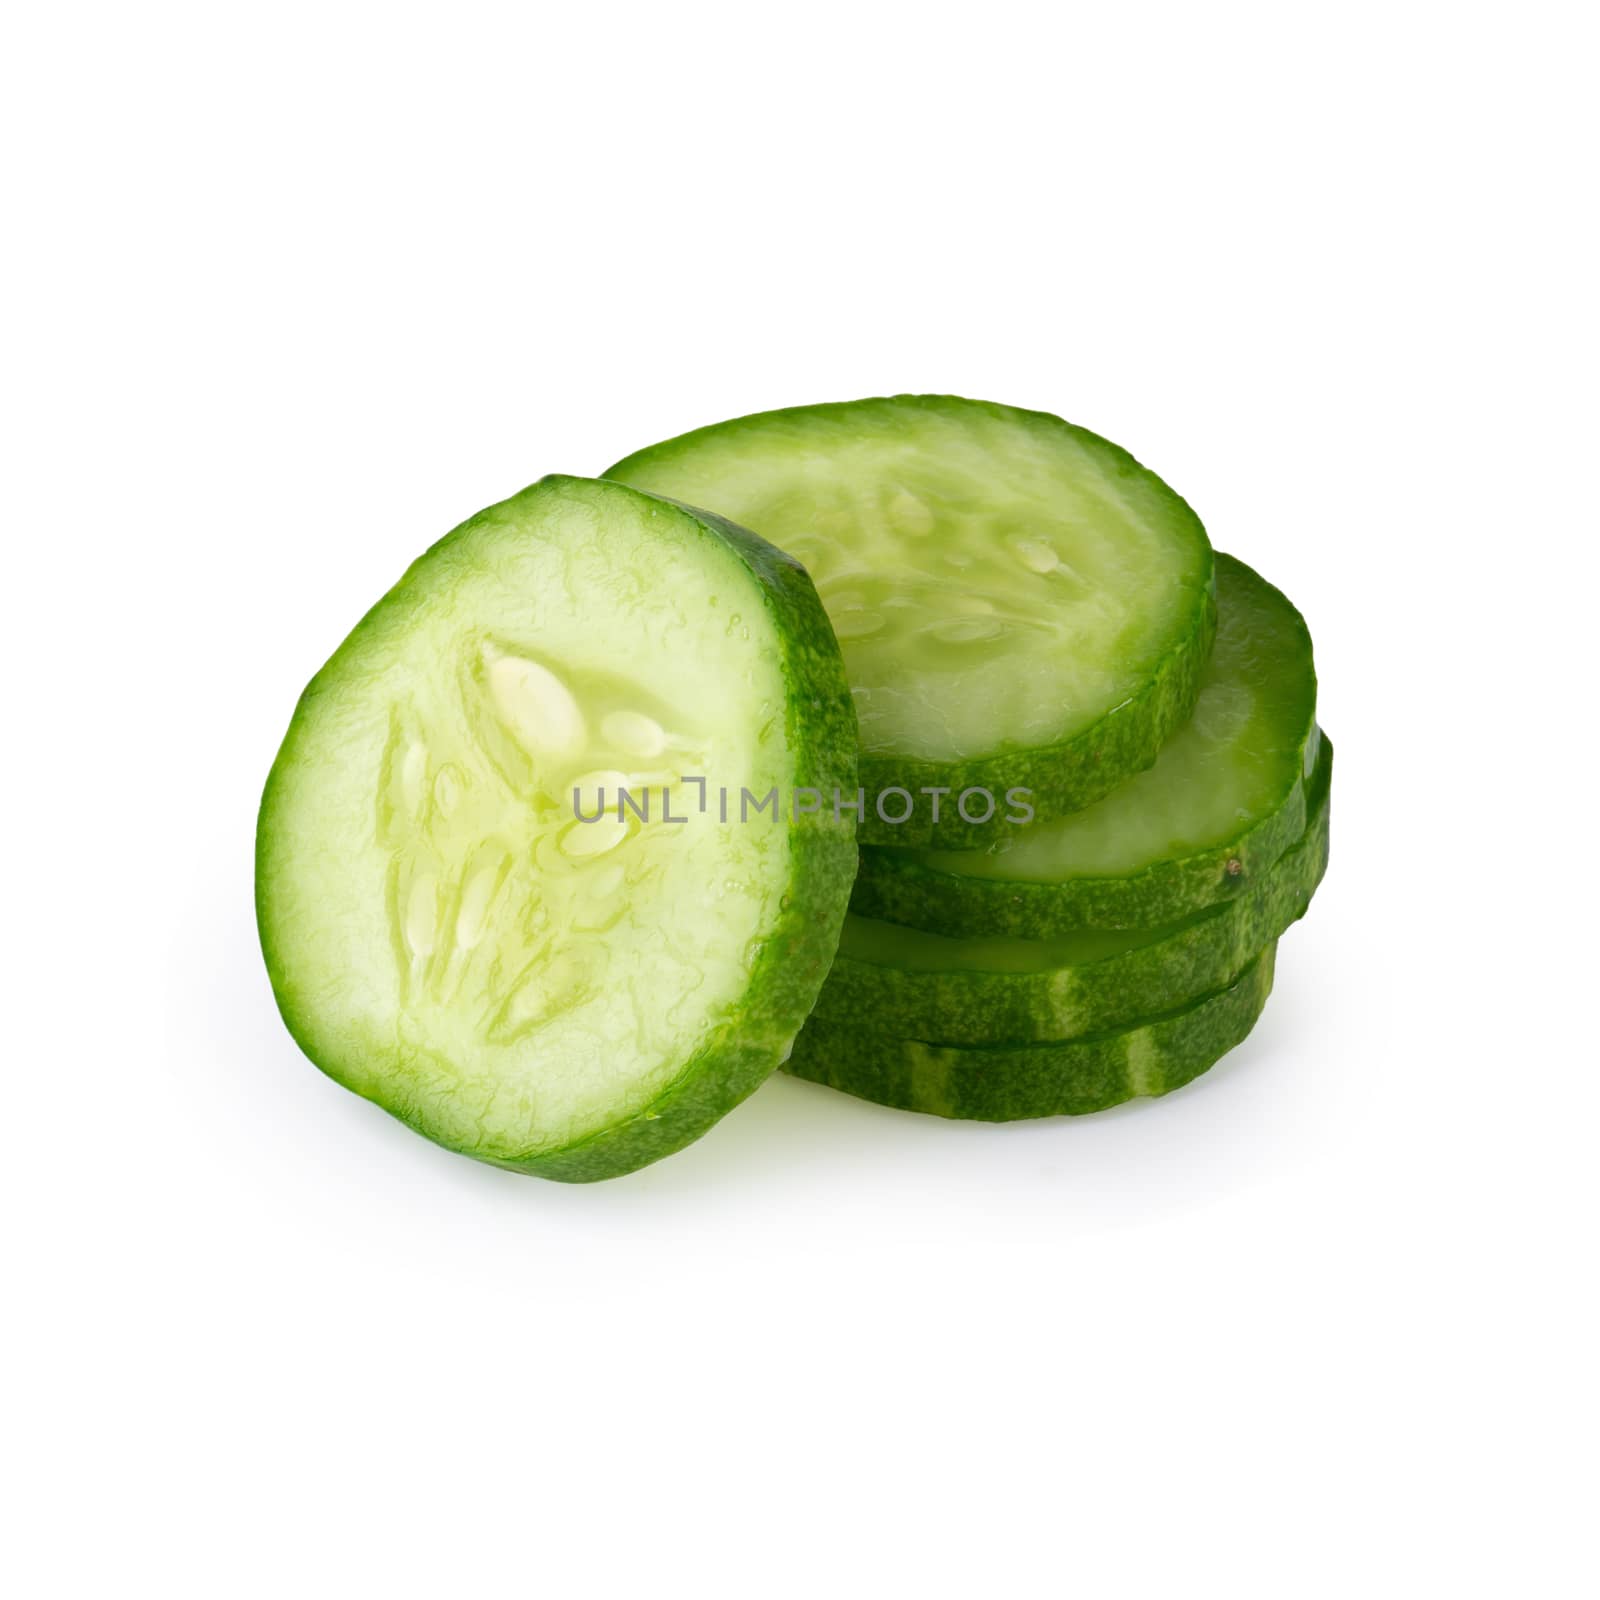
left=256, top=476, right=858, bottom=1182
left=818, top=738, right=1329, bottom=1044
left=785, top=944, right=1277, bottom=1120
left=606, top=396, right=1215, bottom=847
left=852, top=554, right=1318, bottom=933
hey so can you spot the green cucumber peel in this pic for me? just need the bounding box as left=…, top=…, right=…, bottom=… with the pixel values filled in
left=818, top=737, right=1329, bottom=1044
left=785, top=943, right=1278, bottom=1121
left=851, top=553, right=1318, bottom=931
left=257, top=476, right=858, bottom=1181
left=606, top=395, right=1216, bottom=847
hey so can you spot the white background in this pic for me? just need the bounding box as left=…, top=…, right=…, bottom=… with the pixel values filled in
left=6, top=4, right=1595, bottom=1595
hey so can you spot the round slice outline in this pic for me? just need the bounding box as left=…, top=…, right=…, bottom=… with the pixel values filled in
left=606, top=394, right=1217, bottom=848
left=851, top=553, right=1319, bottom=933
left=818, top=738, right=1329, bottom=1044
left=256, top=474, right=858, bottom=1182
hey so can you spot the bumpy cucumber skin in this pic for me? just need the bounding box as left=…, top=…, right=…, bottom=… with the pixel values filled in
left=257, top=476, right=859, bottom=1183
left=818, top=740, right=1330, bottom=1045
left=785, top=945, right=1277, bottom=1121
left=604, top=395, right=1217, bottom=848
left=851, top=557, right=1319, bottom=929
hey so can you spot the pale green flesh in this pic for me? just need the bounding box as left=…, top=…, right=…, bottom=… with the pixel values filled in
left=836, top=906, right=1206, bottom=975
left=915, top=554, right=1315, bottom=881
left=259, top=480, right=798, bottom=1162
left=608, top=398, right=1211, bottom=765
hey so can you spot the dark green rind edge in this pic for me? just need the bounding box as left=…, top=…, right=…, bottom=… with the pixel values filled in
left=256, top=475, right=859, bottom=1183
left=817, top=739, right=1330, bottom=1045
left=603, top=395, right=1217, bottom=849
left=783, top=943, right=1278, bottom=1121
left=853, top=580, right=1215, bottom=847
left=852, top=564, right=1319, bottom=930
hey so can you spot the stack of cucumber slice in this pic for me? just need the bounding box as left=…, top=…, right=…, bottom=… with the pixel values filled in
left=258, top=396, right=1329, bottom=1179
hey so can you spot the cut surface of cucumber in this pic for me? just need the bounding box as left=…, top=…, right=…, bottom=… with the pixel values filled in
left=257, top=476, right=858, bottom=1182
left=817, top=738, right=1329, bottom=1043
left=851, top=553, right=1317, bottom=931
left=606, top=396, right=1215, bottom=846
left=785, top=944, right=1277, bottom=1120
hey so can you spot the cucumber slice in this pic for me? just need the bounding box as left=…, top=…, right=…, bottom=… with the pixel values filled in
left=851, top=554, right=1317, bottom=933
left=606, top=396, right=1215, bottom=847
left=817, top=738, right=1329, bottom=1044
left=785, top=944, right=1277, bottom=1120
left=256, top=476, right=858, bottom=1182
